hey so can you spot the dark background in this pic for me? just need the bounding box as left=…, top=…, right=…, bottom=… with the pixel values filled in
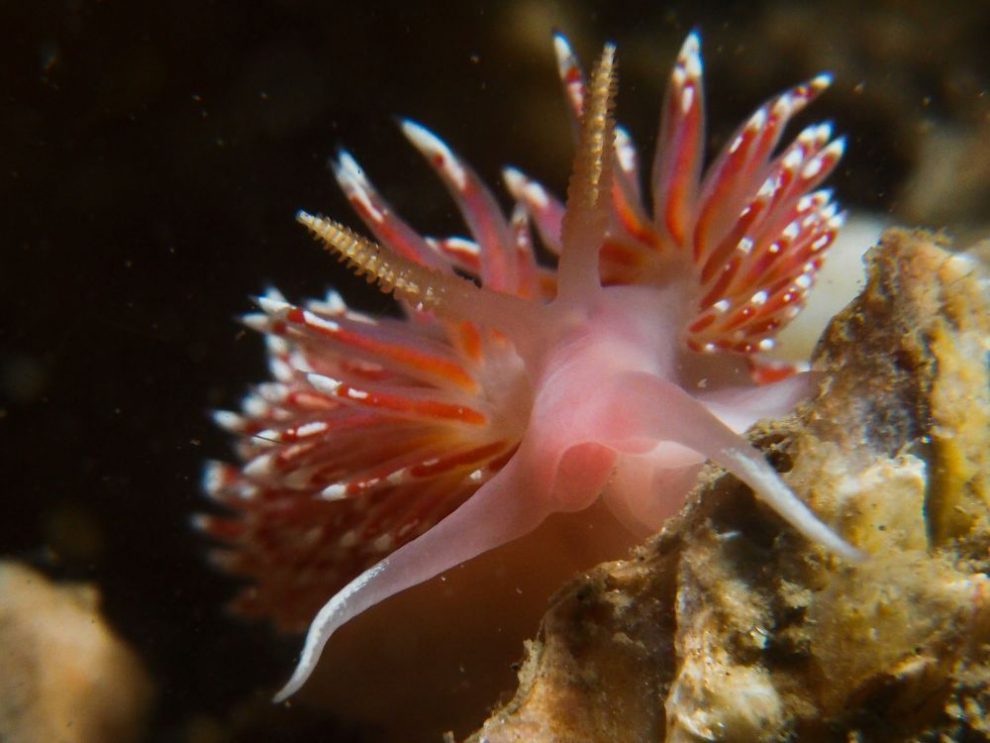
left=3, top=0, right=989, bottom=740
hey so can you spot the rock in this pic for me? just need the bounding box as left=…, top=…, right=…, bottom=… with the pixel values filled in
left=0, top=561, right=153, bottom=743
left=471, top=229, right=990, bottom=742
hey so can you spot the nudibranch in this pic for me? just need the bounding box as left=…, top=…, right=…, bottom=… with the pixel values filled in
left=200, top=33, right=861, bottom=702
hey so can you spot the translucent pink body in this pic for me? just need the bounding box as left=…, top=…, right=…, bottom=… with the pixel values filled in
left=201, top=33, right=860, bottom=703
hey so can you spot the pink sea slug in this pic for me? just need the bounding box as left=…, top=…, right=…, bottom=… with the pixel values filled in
left=200, top=33, right=861, bottom=702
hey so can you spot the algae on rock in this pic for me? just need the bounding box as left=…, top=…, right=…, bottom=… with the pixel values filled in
left=0, top=561, right=153, bottom=743
left=473, top=229, right=990, bottom=742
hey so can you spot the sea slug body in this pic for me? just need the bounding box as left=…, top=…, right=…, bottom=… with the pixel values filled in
left=199, top=32, right=861, bottom=702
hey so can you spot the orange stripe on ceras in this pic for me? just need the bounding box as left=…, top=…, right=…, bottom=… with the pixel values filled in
left=692, top=133, right=761, bottom=264
left=698, top=256, right=740, bottom=309
left=722, top=304, right=757, bottom=331
left=409, top=440, right=508, bottom=478
left=538, top=276, right=558, bottom=301
left=748, top=358, right=800, bottom=385
left=664, top=83, right=702, bottom=246
left=201, top=516, right=245, bottom=541
left=456, top=321, right=484, bottom=362
left=286, top=307, right=476, bottom=390
left=688, top=312, right=716, bottom=334
left=343, top=440, right=509, bottom=497
left=601, top=240, right=645, bottom=268
left=283, top=390, right=338, bottom=411
left=612, top=189, right=662, bottom=251
left=355, top=202, right=409, bottom=255
left=330, top=381, right=487, bottom=425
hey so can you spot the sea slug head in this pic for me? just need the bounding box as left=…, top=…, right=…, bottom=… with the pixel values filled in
left=199, top=32, right=860, bottom=704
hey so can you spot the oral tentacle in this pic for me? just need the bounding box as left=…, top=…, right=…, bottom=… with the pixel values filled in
left=599, top=371, right=862, bottom=561
left=696, top=370, right=816, bottom=432
left=605, top=457, right=703, bottom=535
left=271, top=451, right=553, bottom=702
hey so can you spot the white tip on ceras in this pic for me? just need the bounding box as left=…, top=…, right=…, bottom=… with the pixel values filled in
left=811, top=72, right=833, bottom=92
left=266, top=355, right=293, bottom=383
left=201, top=460, right=233, bottom=497
left=321, top=483, right=348, bottom=501
left=427, top=235, right=480, bottom=260
left=244, top=452, right=276, bottom=478
left=553, top=32, right=585, bottom=114
left=211, top=409, right=245, bottom=433
left=241, top=289, right=289, bottom=331
left=315, top=290, right=347, bottom=315
left=307, top=373, right=342, bottom=396
left=614, top=126, right=638, bottom=174
left=824, top=136, right=846, bottom=161
left=501, top=166, right=528, bottom=199
left=331, top=152, right=386, bottom=224
left=243, top=390, right=276, bottom=419
left=400, top=119, right=468, bottom=191
left=189, top=513, right=213, bottom=533
left=503, top=167, right=550, bottom=210
left=553, top=32, right=579, bottom=79
left=256, top=295, right=291, bottom=316
left=814, top=121, right=834, bottom=144
left=333, top=150, right=368, bottom=186
left=240, top=312, right=270, bottom=333
left=673, top=31, right=702, bottom=88
left=260, top=286, right=287, bottom=303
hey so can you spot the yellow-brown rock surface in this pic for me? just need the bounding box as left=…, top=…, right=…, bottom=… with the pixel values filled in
left=472, top=229, right=990, bottom=742
left=0, top=561, right=153, bottom=743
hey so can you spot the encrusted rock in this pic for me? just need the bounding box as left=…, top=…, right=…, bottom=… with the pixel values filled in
left=472, top=229, right=990, bottom=742
left=0, top=561, right=153, bottom=743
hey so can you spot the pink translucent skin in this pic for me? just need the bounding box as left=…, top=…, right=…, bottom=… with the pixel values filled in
left=200, top=33, right=861, bottom=703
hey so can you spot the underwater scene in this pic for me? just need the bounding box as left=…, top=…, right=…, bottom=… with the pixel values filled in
left=4, top=1, right=990, bottom=741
